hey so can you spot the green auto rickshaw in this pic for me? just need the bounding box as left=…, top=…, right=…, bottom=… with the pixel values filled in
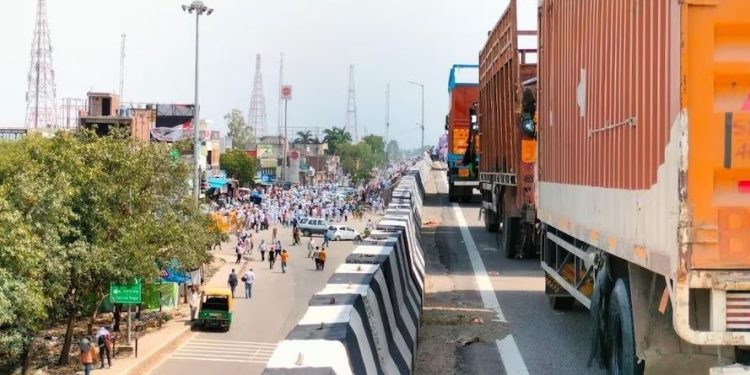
left=197, top=287, right=234, bottom=331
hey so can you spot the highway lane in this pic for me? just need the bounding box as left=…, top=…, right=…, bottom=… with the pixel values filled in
left=151, top=217, right=373, bottom=375
left=417, top=169, right=604, bottom=375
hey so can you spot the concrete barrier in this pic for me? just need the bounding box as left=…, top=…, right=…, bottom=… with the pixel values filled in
left=263, top=159, right=430, bottom=375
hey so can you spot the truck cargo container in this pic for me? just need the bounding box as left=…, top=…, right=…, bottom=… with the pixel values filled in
left=478, top=0, right=539, bottom=259
left=445, top=64, right=480, bottom=202
left=533, top=0, right=750, bottom=373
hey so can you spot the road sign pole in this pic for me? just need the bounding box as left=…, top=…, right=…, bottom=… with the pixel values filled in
left=127, top=304, right=132, bottom=345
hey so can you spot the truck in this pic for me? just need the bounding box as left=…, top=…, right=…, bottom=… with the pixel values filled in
left=445, top=64, right=480, bottom=203
left=518, top=0, right=750, bottom=374
left=477, top=1, right=539, bottom=259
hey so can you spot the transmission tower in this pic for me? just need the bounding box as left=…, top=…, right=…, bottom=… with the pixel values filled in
left=248, top=54, right=267, bottom=139
left=25, top=0, right=58, bottom=128
left=345, top=64, right=358, bottom=142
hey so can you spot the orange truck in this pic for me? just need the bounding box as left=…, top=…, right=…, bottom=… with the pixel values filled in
left=479, top=0, right=750, bottom=373
left=445, top=64, right=480, bottom=202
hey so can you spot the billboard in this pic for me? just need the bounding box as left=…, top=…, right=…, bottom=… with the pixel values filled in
left=257, top=144, right=275, bottom=159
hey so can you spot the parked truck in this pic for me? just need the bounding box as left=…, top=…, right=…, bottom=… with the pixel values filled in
left=493, top=0, right=750, bottom=374
left=445, top=64, right=480, bottom=202
left=477, top=2, right=539, bottom=259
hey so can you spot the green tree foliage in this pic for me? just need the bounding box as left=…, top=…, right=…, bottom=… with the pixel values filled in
left=225, top=109, right=253, bottom=150
left=220, top=149, right=259, bottom=186
left=338, top=142, right=375, bottom=182
left=293, top=130, right=318, bottom=144
left=0, top=130, right=221, bottom=368
left=361, top=135, right=385, bottom=166
left=322, top=127, right=352, bottom=155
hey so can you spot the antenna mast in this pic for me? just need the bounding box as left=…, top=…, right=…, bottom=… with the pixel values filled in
left=345, top=64, right=358, bottom=142
left=25, top=0, right=58, bottom=128
left=248, top=54, right=267, bottom=139
left=119, top=34, right=126, bottom=101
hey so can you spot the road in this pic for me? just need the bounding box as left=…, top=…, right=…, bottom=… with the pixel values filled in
left=416, top=169, right=605, bottom=375
left=151, top=216, right=373, bottom=375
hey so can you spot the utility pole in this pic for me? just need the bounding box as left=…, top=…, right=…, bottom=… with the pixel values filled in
left=183, top=1, right=214, bottom=201
left=408, top=81, right=425, bottom=152
left=385, top=83, right=390, bottom=161
left=119, top=34, right=126, bottom=102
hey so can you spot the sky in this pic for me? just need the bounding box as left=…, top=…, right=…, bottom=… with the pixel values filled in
left=0, top=0, right=537, bottom=149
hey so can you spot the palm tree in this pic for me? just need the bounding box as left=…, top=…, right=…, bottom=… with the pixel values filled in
left=294, top=130, right=315, bottom=144
left=322, top=127, right=352, bottom=154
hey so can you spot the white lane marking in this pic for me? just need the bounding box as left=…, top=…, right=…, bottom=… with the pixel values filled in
left=451, top=203, right=506, bottom=323
left=170, top=356, right=271, bottom=364
left=496, top=336, right=530, bottom=375
left=168, top=338, right=278, bottom=364
left=451, top=203, right=530, bottom=375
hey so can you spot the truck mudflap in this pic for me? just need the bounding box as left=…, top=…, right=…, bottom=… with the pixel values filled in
left=674, top=271, right=750, bottom=346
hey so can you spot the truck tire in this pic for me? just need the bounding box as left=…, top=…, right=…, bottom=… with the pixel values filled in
left=501, top=214, right=519, bottom=259
left=606, top=279, right=644, bottom=375
left=484, top=210, right=499, bottom=232
left=549, top=296, right=575, bottom=311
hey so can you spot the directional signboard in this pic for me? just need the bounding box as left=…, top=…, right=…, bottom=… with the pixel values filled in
left=110, top=279, right=142, bottom=304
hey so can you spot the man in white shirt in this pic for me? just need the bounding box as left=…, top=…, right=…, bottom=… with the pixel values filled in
left=243, top=269, right=256, bottom=299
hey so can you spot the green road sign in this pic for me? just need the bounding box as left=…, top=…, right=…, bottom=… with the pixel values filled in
left=110, top=279, right=142, bottom=304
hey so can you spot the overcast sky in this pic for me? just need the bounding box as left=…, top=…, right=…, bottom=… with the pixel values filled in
left=1, top=0, right=539, bottom=149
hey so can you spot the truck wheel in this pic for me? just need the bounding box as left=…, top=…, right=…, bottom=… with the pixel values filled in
left=606, top=279, right=644, bottom=375
left=549, top=296, right=575, bottom=310
left=484, top=210, right=499, bottom=232
left=501, top=214, right=519, bottom=259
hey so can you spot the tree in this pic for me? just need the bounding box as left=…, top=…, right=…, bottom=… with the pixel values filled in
left=0, top=130, right=221, bottom=369
left=361, top=135, right=386, bottom=166
left=322, top=127, right=352, bottom=155
left=225, top=109, right=253, bottom=150
left=293, top=130, right=317, bottom=144
left=220, top=149, right=259, bottom=186
left=386, top=140, right=401, bottom=161
left=338, top=142, right=374, bottom=182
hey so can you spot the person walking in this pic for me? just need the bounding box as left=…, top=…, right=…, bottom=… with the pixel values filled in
left=307, top=237, right=315, bottom=258
left=322, top=231, right=330, bottom=247
left=235, top=243, right=243, bottom=264
left=79, top=338, right=97, bottom=375
left=95, top=326, right=112, bottom=369
left=189, top=287, right=200, bottom=321
left=275, top=240, right=282, bottom=258
left=280, top=249, right=290, bottom=273
left=228, top=269, right=239, bottom=298
left=259, top=240, right=267, bottom=261
left=268, top=248, right=276, bottom=270
left=319, top=247, right=328, bottom=270
left=313, top=246, right=321, bottom=271
left=242, top=268, right=255, bottom=298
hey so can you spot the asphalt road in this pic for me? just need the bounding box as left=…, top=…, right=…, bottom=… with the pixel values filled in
left=420, top=170, right=605, bottom=375
left=151, top=216, right=372, bottom=375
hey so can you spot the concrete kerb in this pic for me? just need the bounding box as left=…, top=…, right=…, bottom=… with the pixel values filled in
left=116, top=241, right=254, bottom=375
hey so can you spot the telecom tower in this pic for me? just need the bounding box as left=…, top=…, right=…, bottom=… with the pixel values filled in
left=248, top=54, right=267, bottom=139
left=25, top=0, right=58, bottom=128
left=345, top=64, right=358, bottom=142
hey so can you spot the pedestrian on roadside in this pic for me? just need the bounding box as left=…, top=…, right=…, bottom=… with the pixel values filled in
left=272, top=226, right=278, bottom=241
left=228, top=269, right=238, bottom=297
left=319, top=247, right=328, bottom=270
left=95, top=326, right=112, bottom=369
left=293, top=226, right=301, bottom=245
left=242, top=268, right=255, bottom=298
left=313, top=246, right=321, bottom=270
left=275, top=240, right=282, bottom=258
left=235, top=243, right=243, bottom=264
left=79, top=338, right=97, bottom=375
left=268, top=248, right=276, bottom=270
left=307, top=237, right=315, bottom=258
left=322, top=231, right=330, bottom=247
left=259, top=240, right=267, bottom=261
left=281, top=249, right=290, bottom=273
left=189, top=287, right=200, bottom=321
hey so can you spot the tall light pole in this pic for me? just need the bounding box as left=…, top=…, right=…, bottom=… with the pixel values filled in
left=183, top=1, right=213, bottom=201
left=408, top=80, right=425, bottom=152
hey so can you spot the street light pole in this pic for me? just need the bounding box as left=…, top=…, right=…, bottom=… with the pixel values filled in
left=183, top=1, right=213, bottom=201
left=283, top=99, right=288, bottom=183
left=408, top=81, right=425, bottom=152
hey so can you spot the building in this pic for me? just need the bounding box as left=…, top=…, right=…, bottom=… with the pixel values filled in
left=251, top=135, right=289, bottom=185
left=78, top=92, right=155, bottom=141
